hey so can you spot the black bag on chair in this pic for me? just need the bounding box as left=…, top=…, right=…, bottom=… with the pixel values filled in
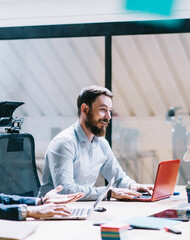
left=0, top=101, right=40, bottom=197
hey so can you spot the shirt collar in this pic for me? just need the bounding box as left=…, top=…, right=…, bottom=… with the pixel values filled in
left=74, top=121, right=100, bottom=143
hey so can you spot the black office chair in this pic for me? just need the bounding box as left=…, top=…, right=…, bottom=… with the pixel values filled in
left=0, top=101, right=41, bottom=197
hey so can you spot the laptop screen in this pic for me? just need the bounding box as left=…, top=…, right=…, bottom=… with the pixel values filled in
left=93, top=177, right=114, bottom=209
left=152, top=159, right=180, bottom=200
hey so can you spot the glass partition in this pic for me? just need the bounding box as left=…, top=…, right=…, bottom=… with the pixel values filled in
left=0, top=37, right=105, bottom=179
left=112, top=33, right=190, bottom=184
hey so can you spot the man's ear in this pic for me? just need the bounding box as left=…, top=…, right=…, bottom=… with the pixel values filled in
left=81, top=103, right=89, bottom=114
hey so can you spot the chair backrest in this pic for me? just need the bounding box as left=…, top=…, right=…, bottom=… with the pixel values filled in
left=0, top=133, right=41, bottom=197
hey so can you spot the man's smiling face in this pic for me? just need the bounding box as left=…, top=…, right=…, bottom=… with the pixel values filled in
left=84, top=94, right=112, bottom=137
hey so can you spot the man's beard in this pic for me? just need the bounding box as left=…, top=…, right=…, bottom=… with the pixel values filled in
left=85, top=109, right=109, bottom=137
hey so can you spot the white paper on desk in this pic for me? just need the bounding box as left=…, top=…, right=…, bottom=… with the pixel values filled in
left=0, top=220, right=38, bottom=240
left=174, top=202, right=190, bottom=210
left=124, top=216, right=179, bottom=230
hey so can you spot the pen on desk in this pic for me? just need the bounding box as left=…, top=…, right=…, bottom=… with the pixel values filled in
left=173, top=192, right=180, bottom=195
left=164, top=227, right=182, bottom=234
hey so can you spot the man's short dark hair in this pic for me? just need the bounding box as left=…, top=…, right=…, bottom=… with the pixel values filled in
left=77, top=85, right=113, bottom=116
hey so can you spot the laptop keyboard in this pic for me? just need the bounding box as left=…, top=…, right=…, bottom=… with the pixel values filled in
left=70, top=208, right=90, bottom=217
left=138, top=195, right=152, bottom=199
left=133, top=193, right=152, bottom=199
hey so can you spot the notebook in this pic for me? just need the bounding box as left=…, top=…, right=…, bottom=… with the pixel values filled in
left=149, top=208, right=190, bottom=221
left=132, top=159, right=180, bottom=202
left=0, top=220, right=38, bottom=240
left=122, top=216, right=179, bottom=230
left=46, top=177, right=115, bottom=220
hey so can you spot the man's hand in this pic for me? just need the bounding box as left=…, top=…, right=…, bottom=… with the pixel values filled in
left=27, top=203, right=71, bottom=219
left=129, top=183, right=153, bottom=196
left=111, top=184, right=153, bottom=200
left=111, top=188, right=142, bottom=200
left=41, top=185, right=85, bottom=205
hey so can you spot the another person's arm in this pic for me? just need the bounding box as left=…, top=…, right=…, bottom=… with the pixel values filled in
left=26, top=203, right=71, bottom=219
left=38, top=185, right=85, bottom=205
left=0, top=186, right=84, bottom=206
left=0, top=202, right=71, bottom=220
left=0, top=186, right=84, bottom=220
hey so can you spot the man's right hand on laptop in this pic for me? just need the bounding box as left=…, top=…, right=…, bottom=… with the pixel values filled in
left=110, top=184, right=153, bottom=200
left=111, top=188, right=142, bottom=200
left=129, top=183, right=153, bottom=196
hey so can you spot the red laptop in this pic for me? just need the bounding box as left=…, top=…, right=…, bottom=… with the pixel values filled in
left=133, top=159, right=180, bottom=202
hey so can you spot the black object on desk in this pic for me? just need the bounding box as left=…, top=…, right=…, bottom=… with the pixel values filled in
left=164, top=226, right=182, bottom=234
left=94, top=207, right=107, bottom=212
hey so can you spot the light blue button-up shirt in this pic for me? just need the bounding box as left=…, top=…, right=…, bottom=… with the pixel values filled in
left=38, top=121, right=136, bottom=200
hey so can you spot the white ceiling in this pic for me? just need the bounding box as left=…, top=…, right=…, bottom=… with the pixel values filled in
left=0, top=0, right=189, bottom=27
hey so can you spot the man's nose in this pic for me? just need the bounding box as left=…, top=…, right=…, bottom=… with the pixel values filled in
left=106, top=111, right=112, bottom=120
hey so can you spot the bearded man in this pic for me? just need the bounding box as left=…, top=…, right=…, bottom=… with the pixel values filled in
left=38, top=86, right=152, bottom=200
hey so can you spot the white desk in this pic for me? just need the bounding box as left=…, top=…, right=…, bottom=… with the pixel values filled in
left=25, top=186, right=190, bottom=240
